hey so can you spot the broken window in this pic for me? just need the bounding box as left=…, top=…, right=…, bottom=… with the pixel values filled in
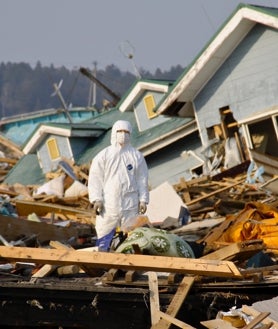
left=220, top=106, right=247, bottom=163
left=249, top=117, right=278, bottom=157
left=47, top=138, right=60, bottom=160
left=219, top=106, right=239, bottom=139
left=205, top=106, right=248, bottom=172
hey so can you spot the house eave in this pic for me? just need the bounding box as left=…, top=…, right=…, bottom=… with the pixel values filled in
left=157, top=7, right=278, bottom=115
left=23, top=126, right=71, bottom=154
left=139, top=120, right=198, bottom=156
left=119, top=82, right=169, bottom=112
left=23, top=123, right=107, bottom=155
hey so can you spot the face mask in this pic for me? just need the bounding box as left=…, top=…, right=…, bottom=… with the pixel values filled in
left=116, top=131, right=130, bottom=145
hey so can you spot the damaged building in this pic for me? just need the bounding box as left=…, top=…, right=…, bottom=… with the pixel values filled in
left=0, top=3, right=277, bottom=329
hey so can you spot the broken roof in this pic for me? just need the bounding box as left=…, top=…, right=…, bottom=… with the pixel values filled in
left=76, top=107, right=194, bottom=165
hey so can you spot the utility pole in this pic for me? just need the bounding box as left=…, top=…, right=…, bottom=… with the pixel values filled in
left=88, top=61, right=97, bottom=107
left=92, top=61, right=97, bottom=106
left=80, top=67, right=120, bottom=106
left=51, top=80, right=73, bottom=124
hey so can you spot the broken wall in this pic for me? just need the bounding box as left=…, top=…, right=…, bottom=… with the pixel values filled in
left=194, top=25, right=278, bottom=148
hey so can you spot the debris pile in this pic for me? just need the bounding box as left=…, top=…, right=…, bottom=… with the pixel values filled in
left=0, top=153, right=277, bottom=328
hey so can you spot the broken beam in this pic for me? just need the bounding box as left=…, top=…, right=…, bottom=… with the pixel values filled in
left=0, top=246, right=242, bottom=278
left=15, top=199, right=94, bottom=224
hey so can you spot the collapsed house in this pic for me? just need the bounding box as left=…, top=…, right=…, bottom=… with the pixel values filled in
left=155, top=3, right=278, bottom=178
left=3, top=5, right=278, bottom=188
left=0, top=2, right=277, bottom=329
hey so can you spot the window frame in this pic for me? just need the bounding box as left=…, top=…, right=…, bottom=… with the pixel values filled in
left=143, top=94, right=157, bottom=119
left=46, top=137, right=60, bottom=160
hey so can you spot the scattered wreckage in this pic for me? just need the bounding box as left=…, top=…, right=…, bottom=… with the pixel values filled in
left=0, top=153, right=277, bottom=328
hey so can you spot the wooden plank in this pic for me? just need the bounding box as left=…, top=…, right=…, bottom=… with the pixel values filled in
left=241, top=264, right=278, bottom=275
left=0, top=157, right=18, bottom=165
left=201, top=240, right=265, bottom=262
left=184, top=175, right=210, bottom=187
left=198, top=216, right=236, bottom=246
left=106, top=268, right=120, bottom=281
left=0, top=235, right=11, bottom=246
left=0, top=188, right=19, bottom=197
left=57, top=265, right=80, bottom=276
left=0, top=214, right=79, bottom=244
left=179, top=177, right=191, bottom=203
left=31, top=241, right=75, bottom=281
left=163, top=276, right=194, bottom=316
left=242, top=312, right=270, bottom=329
left=186, top=178, right=246, bottom=206
left=49, top=240, right=73, bottom=250
left=15, top=199, right=95, bottom=225
left=31, top=264, right=57, bottom=280
left=158, top=239, right=261, bottom=329
left=151, top=276, right=195, bottom=329
left=158, top=311, right=195, bottom=329
left=0, top=135, right=24, bottom=157
left=212, top=160, right=250, bottom=181
left=0, top=246, right=242, bottom=277
left=241, top=305, right=278, bottom=329
left=49, top=240, right=98, bottom=277
left=260, top=175, right=278, bottom=188
left=148, top=272, right=160, bottom=325
left=125, top=270, right=137, bottom=282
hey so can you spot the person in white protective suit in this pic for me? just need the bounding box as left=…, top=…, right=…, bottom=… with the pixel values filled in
left=88, top=120, right=149, bottom=251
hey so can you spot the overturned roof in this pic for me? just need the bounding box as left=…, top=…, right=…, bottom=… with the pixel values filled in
left=22, top=122, right=109, bottom=154
left=117, top=79, right=173, bottom=113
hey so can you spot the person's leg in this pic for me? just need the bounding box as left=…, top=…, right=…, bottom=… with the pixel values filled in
left=96, top=228, right=116, bottom=251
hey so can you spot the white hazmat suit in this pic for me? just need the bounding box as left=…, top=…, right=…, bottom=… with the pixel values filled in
left=88, top=120, right=149, bottom=250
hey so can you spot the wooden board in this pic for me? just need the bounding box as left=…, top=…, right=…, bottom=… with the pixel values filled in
left=49, top=240, right=101, bottom=277
left=201, top=240, right=265, bottom=262
left=15, top=199, right=95, bottom=225
left=151, top=276, right=195, bottom=329
left=0, top=214, right=79, bottom=244
left=0, top=246, right=242, bottom=278
left=148, top=272, right=160, bottom=325
left=242, top=305, right=278, bottom=329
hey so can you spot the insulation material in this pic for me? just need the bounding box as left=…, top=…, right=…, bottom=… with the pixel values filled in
left=216, top=202, right=278, bottom=249
left=224, top=137, right=241, bottom=168
left=34, top=175, right=65, bottom=198
left=64, top=180, right=88, bottom=197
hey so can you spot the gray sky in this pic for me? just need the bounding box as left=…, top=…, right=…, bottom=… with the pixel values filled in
left=0, top=0, right=276, bottom=73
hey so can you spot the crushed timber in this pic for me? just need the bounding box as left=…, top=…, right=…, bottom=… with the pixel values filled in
left=0, top=156, right=277, bottom=327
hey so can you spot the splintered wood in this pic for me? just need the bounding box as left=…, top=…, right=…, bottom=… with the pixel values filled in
left=173, top=173, right=276, bottom=219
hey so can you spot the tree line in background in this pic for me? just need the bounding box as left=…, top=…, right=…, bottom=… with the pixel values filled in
left=0, top=61, right=184, bottom=119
